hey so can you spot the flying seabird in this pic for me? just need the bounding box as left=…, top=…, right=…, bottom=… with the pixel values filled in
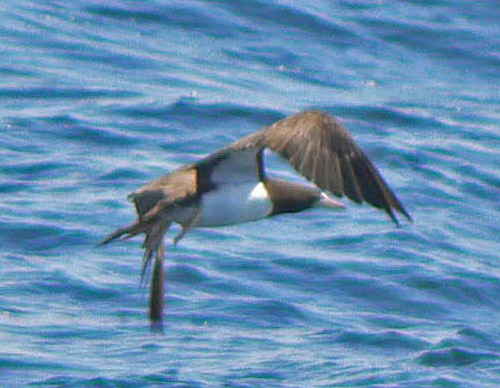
left=101, top=110, right=411, bottom=322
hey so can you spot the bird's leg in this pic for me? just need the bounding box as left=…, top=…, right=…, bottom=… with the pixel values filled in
left=173, top=207, right=202, bottom=245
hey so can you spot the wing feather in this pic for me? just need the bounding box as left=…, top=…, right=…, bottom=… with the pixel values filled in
left=325, top=151, right=344, bottom=196
left=299, top=137, right=319, bottom=181
left=229, top=110, right=411, bottom=223
left=339, top=153, right=363, bottom=203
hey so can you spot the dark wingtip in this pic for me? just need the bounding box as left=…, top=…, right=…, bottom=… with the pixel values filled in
left=390, top=205, right=413, bottom=227
left=400, top=206, right=413, bottom=223
left=97, top=228, right=126, bottom=246
left=388, top=209, right=400, bottom=227
left=98, top=221, right=145, bottom=247
left=393, top=199, right=413, bottom=224
left=148, top=255, right=165, bottom=323
left=139, top=250, right=154, bottom=288
left=149, top=320, right=164, bottom=333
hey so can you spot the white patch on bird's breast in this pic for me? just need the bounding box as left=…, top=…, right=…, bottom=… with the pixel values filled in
left=198, top=182, right=273, bottom=227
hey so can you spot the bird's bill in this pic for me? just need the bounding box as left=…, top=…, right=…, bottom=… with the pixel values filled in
left=317, top=192, right=345, bottom=209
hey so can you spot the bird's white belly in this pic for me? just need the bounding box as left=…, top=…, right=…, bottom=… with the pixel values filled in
left=198, top=182, right=273, bottom=227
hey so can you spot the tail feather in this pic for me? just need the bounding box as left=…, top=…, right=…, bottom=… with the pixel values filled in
left=101, top=190, right=188, bottom=323
left=99, top=221, right=148, bottom=246
left=100, top=214, right=171, bottom=322
left=138, top=221, right=171, bottom=286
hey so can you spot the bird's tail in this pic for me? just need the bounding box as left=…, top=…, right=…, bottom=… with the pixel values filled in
left=100, top=215, right=171, bottom=322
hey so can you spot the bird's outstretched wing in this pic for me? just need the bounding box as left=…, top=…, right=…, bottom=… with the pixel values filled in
left=101, top=110, right=411, bottom=323
left=229, top=110, right=411, bottom=224
left=100, top=167, right=198, bottom=322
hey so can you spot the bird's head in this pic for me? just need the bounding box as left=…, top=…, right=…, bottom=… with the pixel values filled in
left=315, top=191, right=345, bottom=210
left=264, top=178, right=344, bottom=216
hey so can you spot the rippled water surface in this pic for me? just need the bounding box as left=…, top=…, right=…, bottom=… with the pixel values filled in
left=1, top=1, right=500, bottom=387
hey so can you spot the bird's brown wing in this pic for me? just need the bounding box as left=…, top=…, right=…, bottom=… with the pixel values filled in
left=230, top=110, right=411, bottom=224
left=100, top=167, right=199, bottom=323
left=128, top=167, right=198, bottom=220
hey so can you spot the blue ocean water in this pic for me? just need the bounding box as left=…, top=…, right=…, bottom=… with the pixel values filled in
left=1, top=0, right=500, bottom=386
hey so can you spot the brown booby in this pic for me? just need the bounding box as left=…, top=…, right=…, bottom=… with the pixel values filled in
left=101, top=110, right=411, bottom=322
